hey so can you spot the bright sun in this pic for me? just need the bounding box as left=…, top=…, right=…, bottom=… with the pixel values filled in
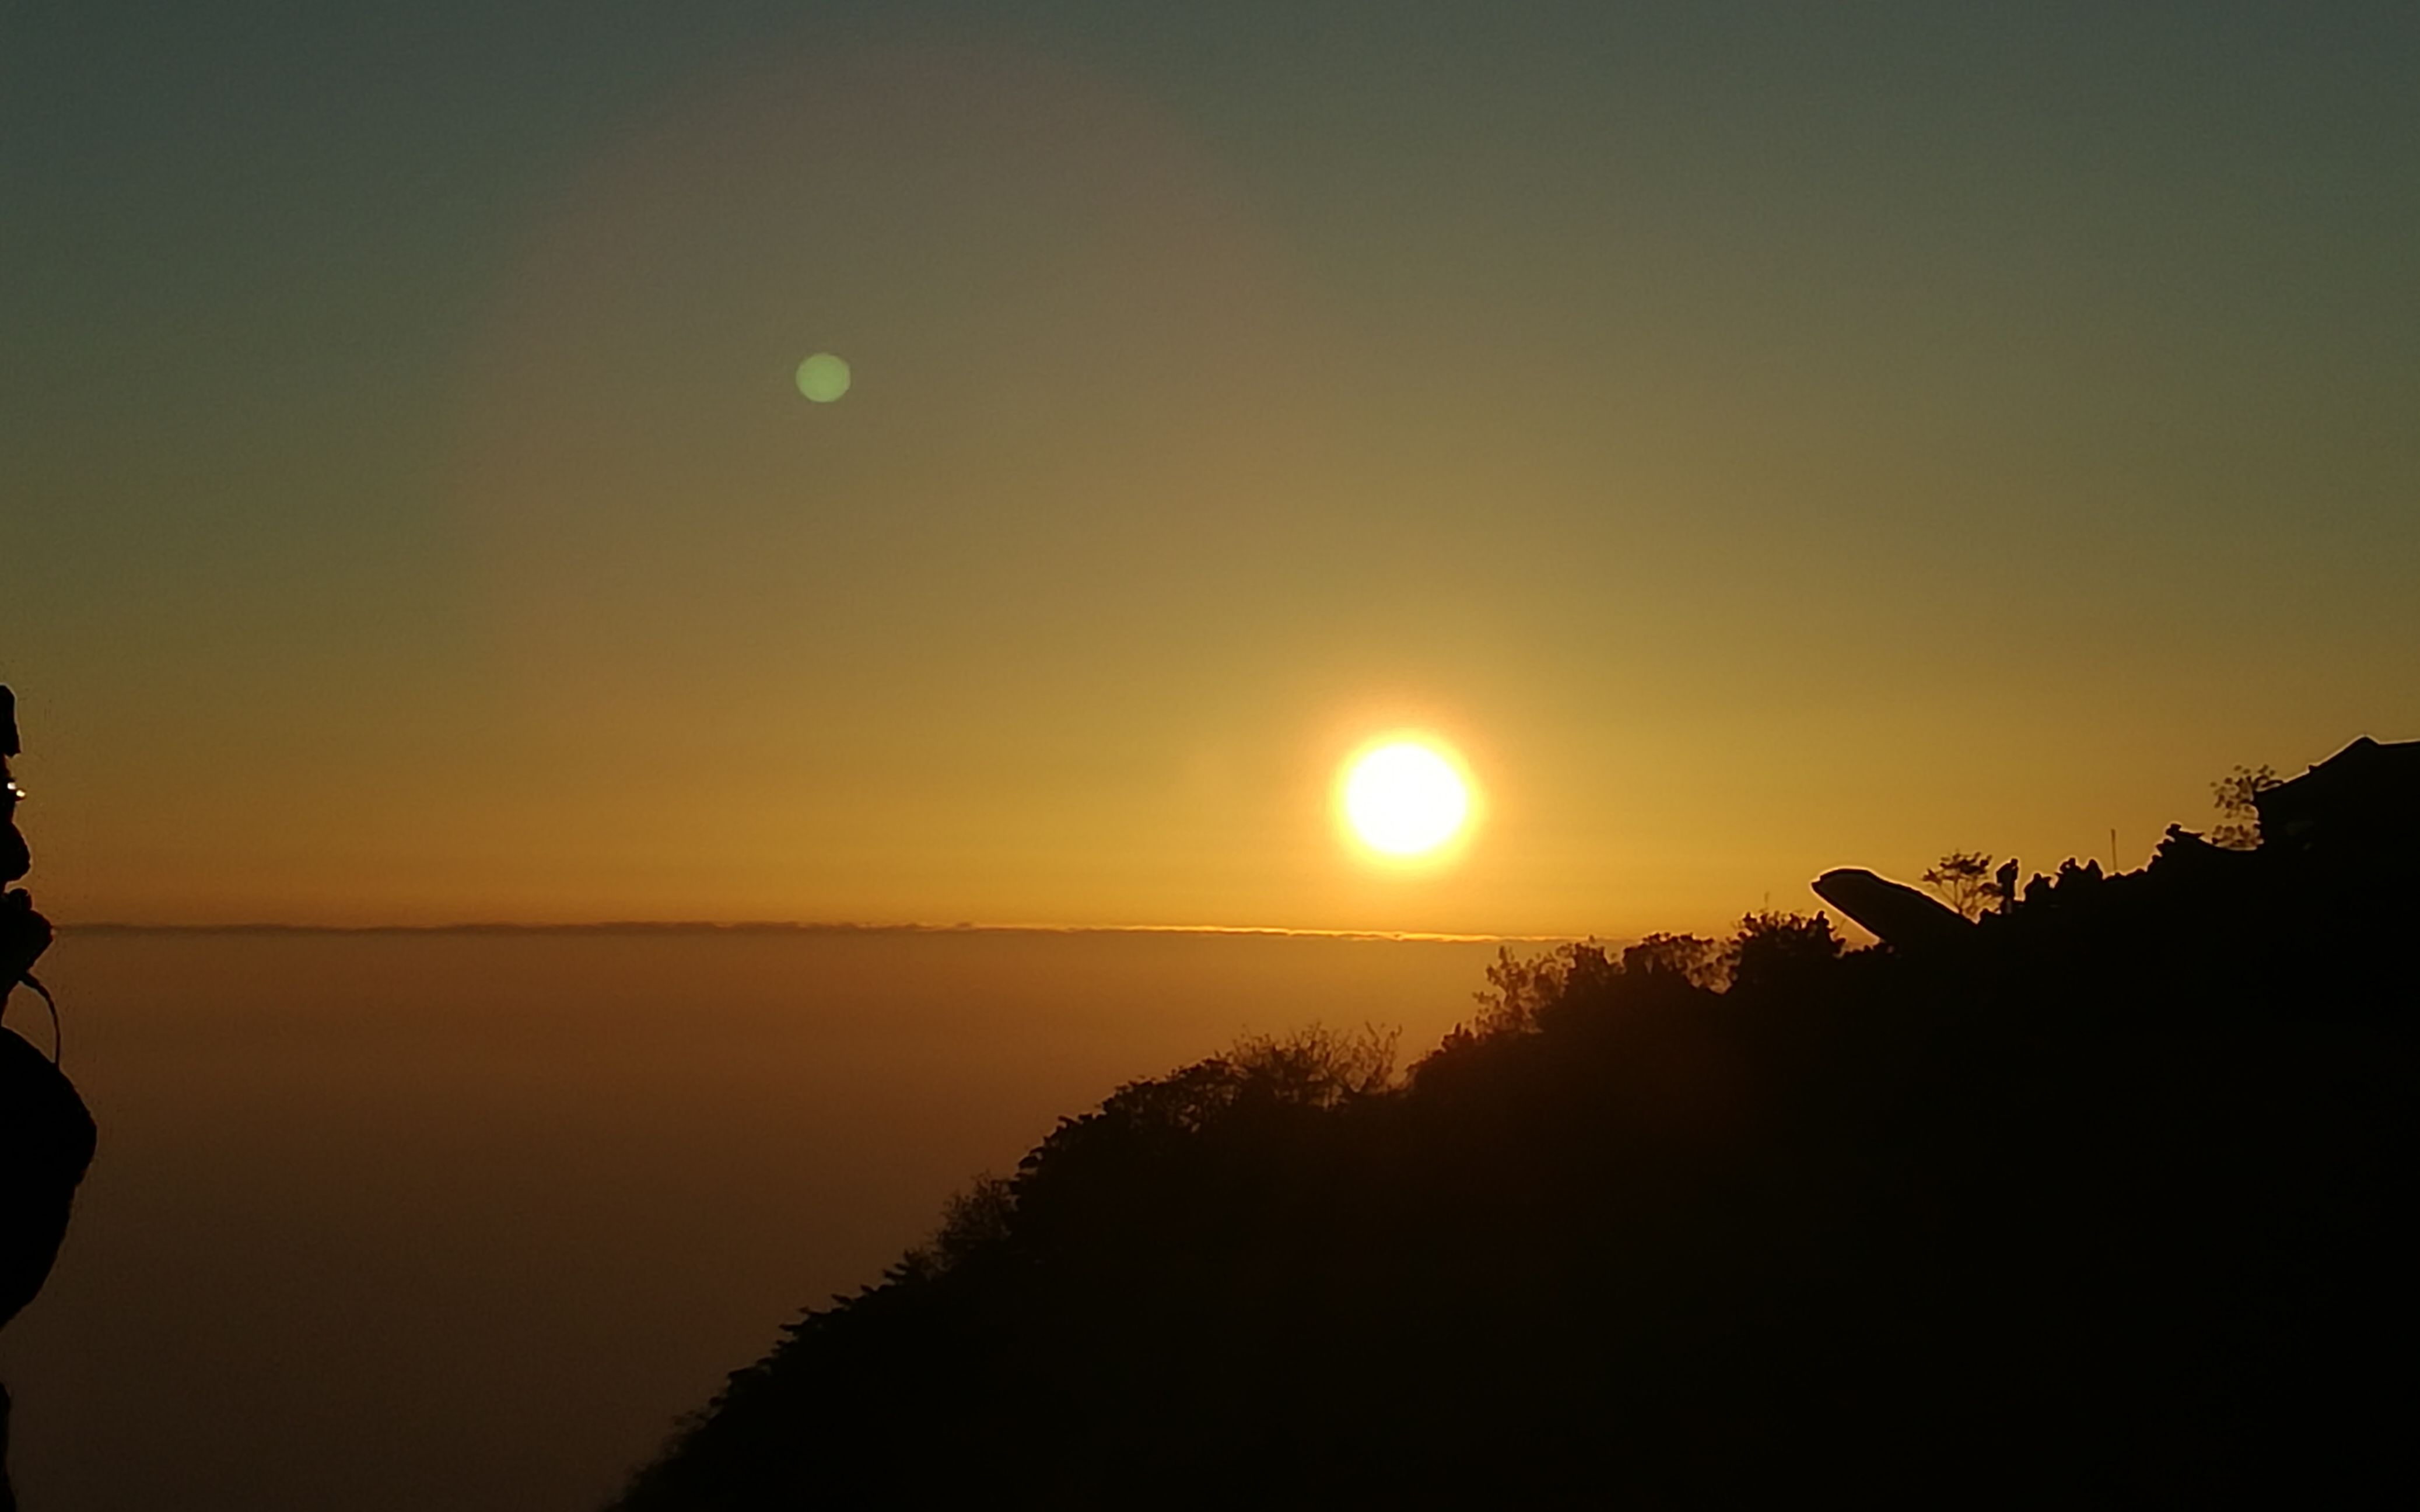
left=1340, top=739, right=1472, bottom=858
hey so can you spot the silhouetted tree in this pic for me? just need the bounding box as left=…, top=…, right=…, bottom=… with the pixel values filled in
left=1920, top=850, right=2006, bottom=919
left=1619, top=931, right=1728, bottom=988
left=898, top=1174, right=1017, bottom=1279
left=1465, top=936, right=1728, bottom=1037
left=1725, top=909, right=1842, bottom=993
left=2211, top=764, right=2281, bottom=850
left=1466, top=942, right=1614, bottom=1036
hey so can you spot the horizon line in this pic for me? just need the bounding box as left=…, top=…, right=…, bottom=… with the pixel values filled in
left=58, top=918, right=1588, bottom=945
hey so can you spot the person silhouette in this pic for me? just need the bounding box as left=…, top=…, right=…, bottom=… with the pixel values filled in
left=0, top=685, right=99, bottom=1510
left=2, top=682, right=59, bottom=1047
left=0, top=686, right=26, bottom=892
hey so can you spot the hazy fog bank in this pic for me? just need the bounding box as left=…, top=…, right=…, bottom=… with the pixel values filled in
left=1, top=929, right=1501, bottom=1511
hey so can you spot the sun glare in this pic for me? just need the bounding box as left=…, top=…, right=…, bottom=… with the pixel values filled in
left=795, top=352, right=852, bottom=402
left=1340, top=738, right=1472, bottom=859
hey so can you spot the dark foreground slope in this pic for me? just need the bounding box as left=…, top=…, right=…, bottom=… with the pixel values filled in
left=619, top=822, right=2413, bottom=1507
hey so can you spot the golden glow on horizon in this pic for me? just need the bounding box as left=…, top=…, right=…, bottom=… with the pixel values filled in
left=1339, top=738, right=1474, bottom=861
left=23, top=31, right=2390, bottom=942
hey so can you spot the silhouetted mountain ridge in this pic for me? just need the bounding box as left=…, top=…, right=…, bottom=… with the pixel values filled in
left=617, top=745, right=2415, bottom=1507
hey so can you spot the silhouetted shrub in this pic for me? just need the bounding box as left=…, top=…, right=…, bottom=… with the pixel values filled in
left=1620, top=931, right=1728, bottom=987
left=1724, top=908, right=1841, bottom=993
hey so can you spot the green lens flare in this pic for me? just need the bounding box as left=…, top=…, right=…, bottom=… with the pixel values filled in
left=794, top=353, right=852, bottom=403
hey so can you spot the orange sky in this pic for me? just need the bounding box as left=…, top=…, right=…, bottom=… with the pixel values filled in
left=5, top=8, right=2415, bottom=936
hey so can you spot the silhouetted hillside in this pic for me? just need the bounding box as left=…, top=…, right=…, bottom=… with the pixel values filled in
left=617, top=748, right=2415, bottom=1507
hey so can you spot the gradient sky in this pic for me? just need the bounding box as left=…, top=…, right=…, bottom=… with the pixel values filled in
left=5, top=1, right=2414, bottom=934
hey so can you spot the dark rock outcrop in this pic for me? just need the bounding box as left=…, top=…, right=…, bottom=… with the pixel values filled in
left=1810, top=865, right=1974, bottom=949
